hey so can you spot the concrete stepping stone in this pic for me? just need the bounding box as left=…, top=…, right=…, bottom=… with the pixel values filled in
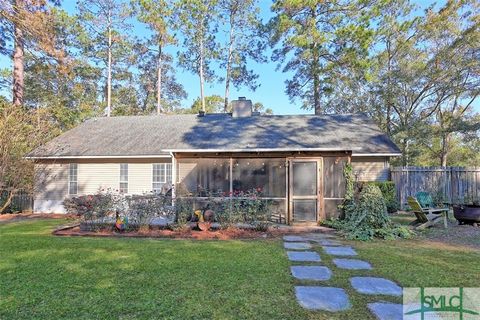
left=316, top=239, right=343, bottom=246
left=284, top=242, right=312, bottom=250
left=350, top=277, right=402, bottom=296
left=333, top=258, right=372, bottom=270
left=295, top=286, right=351, bottom=311
left=287, top=251, right=321, bottom=262
left=368, top=302, right=403, bottom=320
left=283, top=235, right=308, bottom=242
left=291, top=266, right=332, bottom=281
left=306, top=233, right=336, bottom=240
left=323, top=246, right=357, bottom=256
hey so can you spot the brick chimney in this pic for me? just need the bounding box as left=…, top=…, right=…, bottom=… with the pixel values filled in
left=231, top=97, right=253, bottom=117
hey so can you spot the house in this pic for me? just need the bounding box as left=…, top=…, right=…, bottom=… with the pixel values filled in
left=27, top=98, right=401, bottom=224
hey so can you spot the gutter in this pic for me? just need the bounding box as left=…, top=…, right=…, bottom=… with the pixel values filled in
left=25, top=154, right=172, bottom=160
left=351, top=153, right=402, bottom=157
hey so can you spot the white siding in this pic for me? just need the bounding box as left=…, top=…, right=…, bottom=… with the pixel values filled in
left=33, top=159, right=172, bottom=213
left=351, top=156, right=389, bottom=182
left=34, top=163, right=69, bottom=213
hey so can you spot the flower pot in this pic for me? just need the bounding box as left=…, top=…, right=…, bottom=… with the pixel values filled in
left=197, top=221, right=211, bottom=231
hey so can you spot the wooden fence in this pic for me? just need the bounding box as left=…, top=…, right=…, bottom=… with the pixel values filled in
left=0, top=190, right=34, bottom=213
left=391, top=167, right=480, bottom=208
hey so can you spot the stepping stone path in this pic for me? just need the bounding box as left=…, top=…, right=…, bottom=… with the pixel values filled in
left=287, top=251, right=321, bottom=262
left=323, top=246, right=358, bottom=256
left=350, top=277, right=402, bottom=296
left=283, top=235, right=308, bottom=242
left=295, top=286, right=351, bottom=311
left=368, top=302, right=403, bottom=320
left=315, top=239, right=343, bottom=246
left=284, top=242, right=312, bottom=250
left=333, top=258, right=372, bottom=270
left=291, top=266, right=332, bottom=281
left=282, top=232, right=404, bottom=317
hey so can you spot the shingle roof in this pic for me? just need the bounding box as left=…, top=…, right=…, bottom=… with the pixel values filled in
left=28, top=113, right=401, bottom=158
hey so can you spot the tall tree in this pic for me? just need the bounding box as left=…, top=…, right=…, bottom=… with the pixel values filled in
left=268, top=0, right=374, bottom=114
left=175, top=0, right=219, bottom=112
left=135, top=47, right=187, bottom=114
left=77, top=0, right=132, bottom=117
left=219, top=0, right=265, bottom=111
left=133, top=0, right=178, bottom=114
left=0, top=0, right=62, bottom=106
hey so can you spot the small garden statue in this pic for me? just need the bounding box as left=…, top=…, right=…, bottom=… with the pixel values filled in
left=115, top=211, right=128, bottom=232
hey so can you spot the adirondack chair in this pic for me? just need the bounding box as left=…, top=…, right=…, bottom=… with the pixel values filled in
left=415, top=191, right=451, bottom=219
left=415, top=191, right=435, bottom=208
left=407, top=196, right=448, bottom=230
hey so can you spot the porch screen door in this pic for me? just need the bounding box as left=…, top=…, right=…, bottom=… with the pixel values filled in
left=289, top=159, right=321, bottom=222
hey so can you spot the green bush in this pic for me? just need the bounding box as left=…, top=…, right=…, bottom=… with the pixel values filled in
left=366, top=181, right=399, bottom=213
left=325, top=183, right=412, bottom=240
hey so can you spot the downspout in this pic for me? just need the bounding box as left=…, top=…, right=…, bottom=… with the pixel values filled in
left=169, top=152, right=176, bottom=206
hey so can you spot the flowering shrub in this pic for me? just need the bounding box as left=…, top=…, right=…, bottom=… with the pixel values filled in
left=127, top=193, right=173, bottom=227
left=179, top=188, right=271, bottom=229
left=64, top=187, right=272, bottom=232
left=64, top=189, right=174, bottom=231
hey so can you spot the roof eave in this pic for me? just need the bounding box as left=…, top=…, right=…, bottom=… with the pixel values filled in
left=24, top=154, right=172, bottom=160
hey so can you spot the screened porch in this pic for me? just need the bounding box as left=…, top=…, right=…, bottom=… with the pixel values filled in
left=174, top=154, right=348, bottom=224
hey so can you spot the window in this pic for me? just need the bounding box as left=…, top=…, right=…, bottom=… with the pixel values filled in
left=119, top=164, right=128, bottom=193
left=153, top=163, right=172, bottom=193
left=69, top=163, right=78, bottom=195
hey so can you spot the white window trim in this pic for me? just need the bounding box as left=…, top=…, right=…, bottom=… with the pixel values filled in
left=68, top=163, right=78, bottom=195
left=119, top=163, right=128, bottom=194
left=152, top=163, right=172, bottom=192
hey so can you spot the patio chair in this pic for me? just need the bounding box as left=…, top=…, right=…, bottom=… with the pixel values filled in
left=415, top=191, right=435, bottom=208
left=407, top=196, right=448, bottom=230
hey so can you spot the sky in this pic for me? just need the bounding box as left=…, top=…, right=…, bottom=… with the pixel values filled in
left=0, top=0, right=478, bottom=115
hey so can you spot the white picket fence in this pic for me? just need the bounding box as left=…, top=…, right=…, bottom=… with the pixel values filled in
left=391, top=167, right=480, bottom=208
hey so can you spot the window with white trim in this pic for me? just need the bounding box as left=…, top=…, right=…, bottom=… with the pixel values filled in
left=119, top=163, right=128, bottom=193
left=69, top=163, right=78, bottom=195
left=152, top=163, right=172, bottom=193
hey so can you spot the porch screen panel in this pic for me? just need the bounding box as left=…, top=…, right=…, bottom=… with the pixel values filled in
left=176, top=158, right=230, bottom=196
left=231, top=158, right=286, bottom=197
left=323, top=157, right=347, bottom=219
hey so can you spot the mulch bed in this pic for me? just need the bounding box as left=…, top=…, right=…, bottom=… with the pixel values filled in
left=54, top=226, right=277, bottom=240
left=53, top=224, right=334, bottom=240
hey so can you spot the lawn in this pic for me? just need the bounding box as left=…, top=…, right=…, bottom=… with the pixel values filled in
left=1, top=219, right=479, bottom=320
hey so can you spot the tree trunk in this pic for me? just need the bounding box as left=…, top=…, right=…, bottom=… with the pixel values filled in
left=12, top=24, right=24, bottom=107
left=0, top=191, right=14, bottom=214
left=224, top=16, right=235, bottom=113
left=157, top=41, right=163, bottom=115
left=312, top=43, right=321, bottom=114
left=199, top=36, right=205, bottom=113
left=440, top=134, right=449, bottom=167
left=106, top=25, right=112, bottom=117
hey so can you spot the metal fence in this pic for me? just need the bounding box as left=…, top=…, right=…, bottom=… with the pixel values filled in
left=391, top=167, right=480, bottom=208
left=0, top=190, right=34, bottom=213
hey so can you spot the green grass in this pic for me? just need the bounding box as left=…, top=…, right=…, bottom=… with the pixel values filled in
left=1, top=219, right=479, bottom=319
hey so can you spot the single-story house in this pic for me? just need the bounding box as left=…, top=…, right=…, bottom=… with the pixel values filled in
left=27, top=98, right=401, bottom=224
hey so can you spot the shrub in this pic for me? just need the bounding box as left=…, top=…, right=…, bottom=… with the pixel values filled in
left=173, top=188, right=271, bottom=229
left=365, top=181, right=399, bottom=213
left=325, top=183, right=412, bottom=240
left=127, top=193, right=173, bottom=227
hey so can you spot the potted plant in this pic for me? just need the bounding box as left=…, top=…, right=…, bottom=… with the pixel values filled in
left=452, top=197, right=480, bottom=225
